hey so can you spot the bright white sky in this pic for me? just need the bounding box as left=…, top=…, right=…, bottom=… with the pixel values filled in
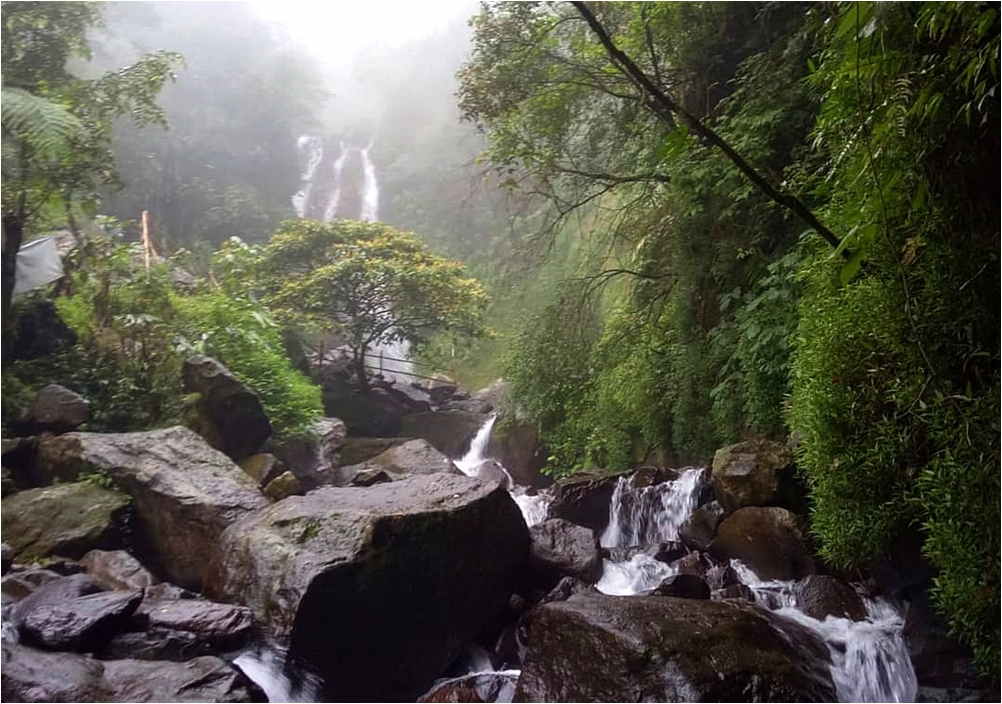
left=248, top=0, right=475, bottom=66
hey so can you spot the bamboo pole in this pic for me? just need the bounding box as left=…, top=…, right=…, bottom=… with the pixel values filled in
left=141, top=210, right=152, bottom=271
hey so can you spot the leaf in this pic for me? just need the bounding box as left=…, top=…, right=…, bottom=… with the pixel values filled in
left=839, top=249, right=866, bottom=285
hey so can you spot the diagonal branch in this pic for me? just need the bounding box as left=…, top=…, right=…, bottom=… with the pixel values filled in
left=571, top=1, right=842, bottom=250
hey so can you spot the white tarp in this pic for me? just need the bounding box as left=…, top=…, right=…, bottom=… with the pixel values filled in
left=13, top=236, right=64, bottom=296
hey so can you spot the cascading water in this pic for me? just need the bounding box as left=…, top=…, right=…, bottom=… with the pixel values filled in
left=455, top=415, right=550, bottom=528
left=596, top=468, right=706, bottom=596
left=731, top=561, right=917, bottom=703
left=359, top=143, right=379, bottom=222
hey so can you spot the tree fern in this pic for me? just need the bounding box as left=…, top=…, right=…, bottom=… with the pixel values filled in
left=2, top=87, right=83, bottom=162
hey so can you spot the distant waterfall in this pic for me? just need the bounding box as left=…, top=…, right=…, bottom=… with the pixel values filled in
left=293, top=135, right=380, bottom=223
left=359, top=144, right=379, bottom=222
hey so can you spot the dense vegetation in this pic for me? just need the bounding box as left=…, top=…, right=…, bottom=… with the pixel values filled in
left=457, top=0, right=999, bottom=677
left=1, top=0, right=997, bottom=685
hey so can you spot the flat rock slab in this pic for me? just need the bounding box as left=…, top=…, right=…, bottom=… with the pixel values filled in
left=20, top=589, right=142, bottom=651
left=206, top=473, right=529, bottom=702
left=36, top=427, right=268, bottom=589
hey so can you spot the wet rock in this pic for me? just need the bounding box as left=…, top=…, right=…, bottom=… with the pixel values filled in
left=652, top=574, right=710, bottom=599
left=262, top=471, right=303, bottom=501
left=528, top=519, right=601, bottom=584
left=472, top=459, right=511, bottom=488
left=629, top=466, right=680, bottom=487
left=335, top=439, right=456, bottom=485
left=545, top=471, right=622, bottom=534
left=272, top=417, right=346, bottom=489
left=705, top=563, right=741, bottom=590
left=19, top=385, right=89, bottom=435
left=183, top=355, right=272, bottom=461
left=1, top=641, right=108, bottom=702
left=418, top=671, right=519, bottom=703
left=238, top=453, right=285, bottom=488
left=540, top=576, right=595, bottom=605
left=205, top=473, right=529, bottom=702
left=711, top=439, right=800, bottom=513
left=1, top=543, right=13, bottom=574
left=710, top=506, right=816, bottom=581
left=36, top=427, right=268, bottom=590
left=321, top=376, right=409, bottom=436
left=344, top=467, right=395, bottom=487
left=20, top=589, right=142, bottom=651
left=399, top=411, right=487, bottom=458
left=10, top=573, right=104, bottom=625
left=100, top=655, right=263, bottom=702
left=80, top=550, right=157, bottom=591
left=427, top=379, right=459, bottom=404
left=679, top=500, right=726, bottom=551
left=1, top=482, right=130, bottom=562
left=485, top=421, right=549, bottom=489
left=1, top=437, right=37, bottom=491
left=337, top=437, right=410, bottom=466
left=516, top=593, right=835, bottom=702
left=600, top=541, right=686, bottom=564
left=1, top=568, right=63, bottom=604
left=904, top=588, right=983, bottom=690
left=712, top=583, right=757, bottom=602
left=794, top=574, right=866, bottom=621
left=672, top=550, right=714, bottom=579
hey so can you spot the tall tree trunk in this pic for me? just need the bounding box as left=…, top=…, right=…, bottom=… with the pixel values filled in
left=353, top=347, right=370, bottom=392
left=2, top=212, right=26, bottom=364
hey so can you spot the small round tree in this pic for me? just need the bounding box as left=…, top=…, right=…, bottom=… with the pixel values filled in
left=258, top=219, right=489, bottom=390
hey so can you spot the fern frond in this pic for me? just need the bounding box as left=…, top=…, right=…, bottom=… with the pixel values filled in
left=1, top=87, right=84, bottom=160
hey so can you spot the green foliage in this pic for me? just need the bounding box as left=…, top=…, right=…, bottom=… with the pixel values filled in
left=259, top=219, right=490, bottom=388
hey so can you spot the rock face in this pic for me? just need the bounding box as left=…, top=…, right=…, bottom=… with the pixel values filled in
left=545, top=472, right=622, bottom=534
left=272, top=417, right=346, bottom=488
left=36, top=427, right=268, bottom=589
left=321, top=376, right=409, bottom=436
left=206, top=473, right=529, bottom=702
left=711, top=439, right=796, bottom=513
left=528, top=519, right=602, bottom=584
left=652, top=574, right=711, bottom=599
left=1, top=482, right=130, bottom=562
left=0, top=643, right=261, bottom=703
left=515, top=592, right=835, bottom=702
left=20, top=384, right=90, bottom=434
left=399, top=410, right=487, bottom=458
left=418, top=672, right=519, bottom=703
left=485, top=421, right=548, bottom=488
left=710, top=506, right=815, bottom=581
left=794, top=574, right=866, bottom=621
left=20, top=589, right=142, bottom=651
left=80, top=550, right=158, bottom=591
left=335, top=439, right=455, bottom=485
left=183, top=355, right=272, bottom=461
left=337, top=437, right=410, bottom=466
left=679, top=500, right=726, bottom=551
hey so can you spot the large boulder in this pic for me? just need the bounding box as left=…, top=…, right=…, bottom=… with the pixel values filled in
left=1, top=482, right=131, bottom=562
left=652, top=574, right=711, bottom=599
left=399, top=411, right=487, bottom=458
left=206, top=474, right=529, bottom=702
left=545, top=471, right=622, bottom=534
left=19, top=384, right=89, bottom=435
left=794, top=574, right=866, bottom=621
left=321, top=376, right=409, bottom=436
left=710, top=439, right=800, bottom=513
left=485, top=421, right=548, bottom=489
left=678, top=500, right=726, bottom=551
left=515, top=592, right=835, bottom=702
left=1, top=643, right=262, bottom=703
left=35, top=427, right=268, bottom=589
left=528, top=519, right=602, bottom=584
left=335, top=439, right=456, bottom=485
left=272, top=417, right=346, bottom=488
left=418, top=672, right=519, bottom=703
left=709, top=506, right=816, bottom=581
left=20, top=589, right=142, bottom=651
left=183, top=355, right=272, bottom=461
left=337, top=437, right=411, bottom=466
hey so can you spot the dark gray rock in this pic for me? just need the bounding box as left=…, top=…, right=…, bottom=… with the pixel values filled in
left=11, top=573, right=104, bottom=627
left=705, top=563, right=741, bottom=591
left=336, top=437, right=410, bottom=466
left=539, top=576, right=595, bottom=605
left=21, top=384, right=89, bottom=435
left=20, top=589, right=142, bottom=651
left=262, top=471, right=303, bottom=501
left=600, top=541, right=686, bottom=564
left=471, top=459, right=511, bottom=488
left=712, top=584, right=757, bottom=602
left=709, top=506, right=816, bottom=581
left=545, top=471, right=621, bottom=534
left=80, top=550, right=157, bottom=591
left=100, top=655, right=262, bottom=702
left=794, top=574, right=866, bottom=621
left=652, top=574, right=711, bottom=599
left=272, top=417, right=346, bottom=489
left=679, top=500, right=726, bottom=551
left=1, top=568, right=63, bottom=605
left=514, top=592, right=835, bottom=702
left=1, top=641, right=108, bottom=702
left=183, top=355, right=272, bottom=461
left=237, top=453, right=285, bottom=489
left=485, top=421, right=548, bottom=489
left=399, top=411, right=487, bottom=458
left=711, top=439, right=798, bottom=513
left=36, top=427, right=268, bottom=590
left=335, top=439, right=456, bottom=485
left=1, top=483, right=131, bottom=562
left=1, top=543, right=12, bottom=574
left=205, top=473, right=529, bottom=702
left=528, top=519, right=602, bottom=584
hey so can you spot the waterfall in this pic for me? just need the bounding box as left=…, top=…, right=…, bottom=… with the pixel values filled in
left=359, top=144, right=379, bottom=222
left=322, top=140, right=349, bottom=222
left=600, top=468, right=705, bottom=548
left=731, top=561, right=918, bottom=703
left=292, top=135, right=379, bottom=223
left=234, top=646, right=322, bottom=703
left=455, top=415, right=549, bottom=528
